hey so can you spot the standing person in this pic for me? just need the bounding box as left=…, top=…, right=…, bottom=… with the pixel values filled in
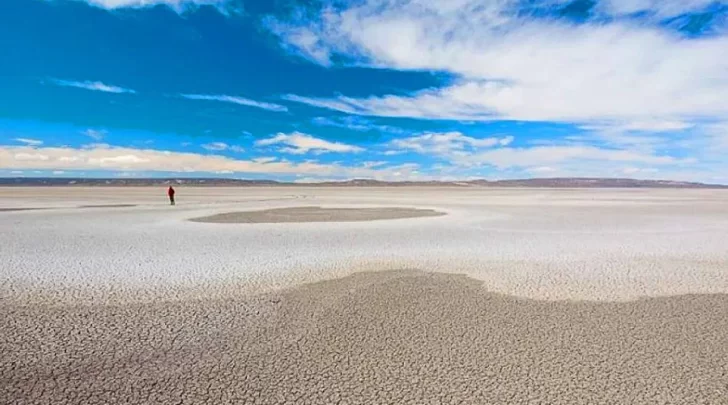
left=167, top=186, right=176, bottom=206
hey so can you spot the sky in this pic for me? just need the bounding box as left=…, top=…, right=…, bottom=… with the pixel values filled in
left=1, top=0, right=727, bottom=183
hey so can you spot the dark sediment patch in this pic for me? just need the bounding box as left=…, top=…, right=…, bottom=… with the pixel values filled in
left=77, top=204, right=138, bottom=209
left=2, top=270, right=727, bottom=404
left=189, top=206, right=446, bottom=224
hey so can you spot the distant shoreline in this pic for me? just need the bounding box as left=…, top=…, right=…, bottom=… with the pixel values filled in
left=1, top=177, right=726, bottom=188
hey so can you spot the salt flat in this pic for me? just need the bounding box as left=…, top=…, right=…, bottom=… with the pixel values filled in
left=1, top=186, right=728, bottom=303
left=3, top=187, right=728, bottom=404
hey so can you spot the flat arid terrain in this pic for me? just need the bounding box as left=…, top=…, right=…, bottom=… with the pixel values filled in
left=2, top=187, right=728, bottom=404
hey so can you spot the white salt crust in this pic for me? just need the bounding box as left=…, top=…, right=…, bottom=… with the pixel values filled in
left=2, top=187, right=727, bottom=304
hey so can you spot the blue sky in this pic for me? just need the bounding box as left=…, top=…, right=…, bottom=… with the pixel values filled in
left=1, top=0, right=727, bottom=182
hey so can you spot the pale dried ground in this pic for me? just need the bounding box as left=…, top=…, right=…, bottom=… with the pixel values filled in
left=3, top=271, right=727, bottom=404
left=2, top=187, right=728, bottom=404
left=3, top=187, right=728, bottom=303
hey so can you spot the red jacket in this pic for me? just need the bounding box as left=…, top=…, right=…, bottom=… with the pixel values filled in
left=167, top=187, right=175, bottom=197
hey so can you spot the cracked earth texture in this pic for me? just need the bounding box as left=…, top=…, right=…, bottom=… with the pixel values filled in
left=2, top=187, right=728, bottom=404
left=3, top=271, right=728, bottom=404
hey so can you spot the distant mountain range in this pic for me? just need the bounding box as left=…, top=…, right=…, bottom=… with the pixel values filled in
left=0, top=177, right=726, bottom=188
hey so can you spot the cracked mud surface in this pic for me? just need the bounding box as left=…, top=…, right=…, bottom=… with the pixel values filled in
left=3, top=271, right=727, bottom=405
left=4, top=187, right=728, bottom=302
left=189, top=206, right=446, bottom=224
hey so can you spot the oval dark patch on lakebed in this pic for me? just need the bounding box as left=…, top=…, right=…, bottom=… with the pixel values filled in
left=77, top=204, right=138, bottom=209
left=189, top=206, right=446, bottom=224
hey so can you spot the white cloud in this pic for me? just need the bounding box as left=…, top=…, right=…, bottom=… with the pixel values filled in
left=382, top=150, right=405, bottom=156
left=362, top=161, right=388, bottom=168
left=252, top=157, right=278, bottom=164
left=378, top=130, right=702, bottom=179
left=201, top=142, right=228, bottom=151
left=13, top=152, right=50, bottom=161
left=0, top=144, right=422, bottom=180
left=255, top=132, right=364, bottom=154
left=567, top=121, right=712, bottom=156
left=580, top=120, right=694, bottom=135
left=51, top=79, right=135, bottom=94
left=59, top=156, right=82, bottom=162
left=704, top=122, right=728, bottom=151
left=52, top=171, right=66, bottom=175
left=518, top=162, right=726, bottom=183
left=387, top=132, right=513, bottom=155
left=621, top=166, right=659, bottom=175
left=79, top=0, right=226, bottom=10
left=499, top=136, right=515, bottom=146
left=181, top=94, right=288, bottom=112
left=528, top=166, right=557, bottom=174
left=114, top=171, right=136, bottom=177
left=293, top=177, right=344, bottom=183
left=82, top=143, right=111, bottom=149
left=14, top=138, right=43, bottom=146
left=3, top=142, right=718, bottom=182
left=274, top=0, right=728, bottom=126
left=283, top=92, right=491, bottom=121
left=201, top=142, right=245, bottom=153
left=312, top=116, right=371, bottom=131
left=83, top=129, right=107, bottom=141
left=312, top=115, right=406, bottom=133
left=265, top=18, right=334, bottom=66
left=597, top=0, right=718, bottom=18
left=458, top=145, right=690, bottom=170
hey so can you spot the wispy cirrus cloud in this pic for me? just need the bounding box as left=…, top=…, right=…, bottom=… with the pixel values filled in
left=265, top=18, right=335, bottom=66
left=181, top=94, right=288, bottom=112
left=256, top=132, right=364, bottom=154
left=14, top=138, right=43, bottom=146
left=387, top=132, right=513, bottom=156
left=580, top=121, right=694, bottom=133
left=272, top=0, right=728, bottom=128
left=201, top=142, right=229, bottom=151
left=311, top=115, right=406, bottom=133
left=201, top=142, right=245, bottom=153
left=457, top=145, right=690, bottom=170
left=596, top=0, right=719, bottom=18
left=78, top=0, right=227, bottom=11
left=83, top=129, right=108, bottom=141
left=378, top=127, right=722, bottom=182
left=283, top=92, right=492, bottom=121
left=50, top=78, right=136, bottom=94
left=312, top=116, right=373, bottom=131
